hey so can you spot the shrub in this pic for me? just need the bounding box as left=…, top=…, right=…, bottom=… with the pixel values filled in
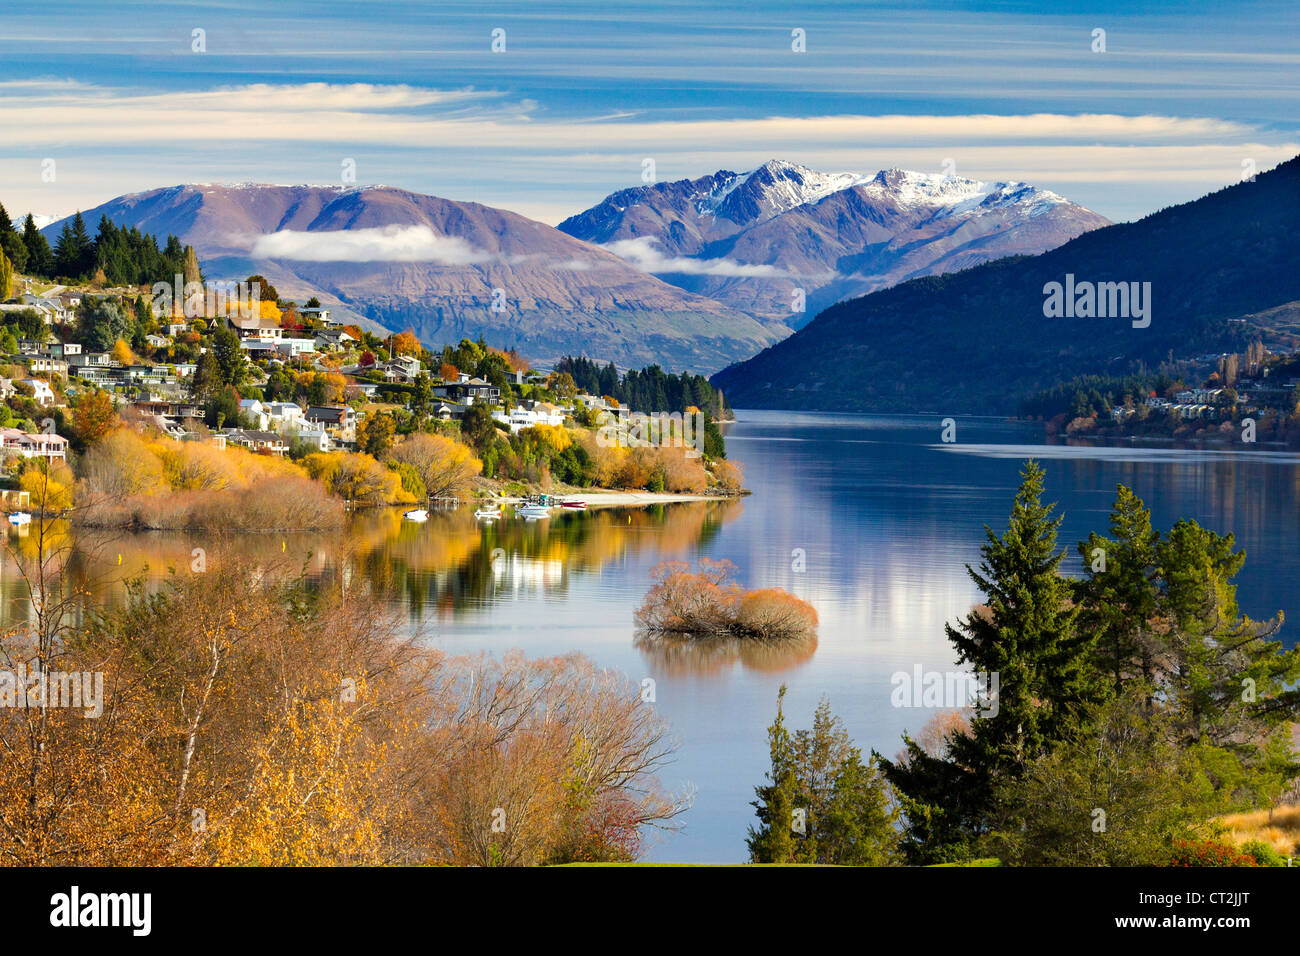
left=1239, top=839, right=1287, bottom=867
left=635, top=558, right=818, bottom=643
left=1169, top=839, right=1259, bottom=867
left=711, top=459, right=744, bottom=493
left=388, top=432, right=481, bottom=499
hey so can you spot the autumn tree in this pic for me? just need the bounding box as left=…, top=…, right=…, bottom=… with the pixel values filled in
left=392, top=329, right=421, bottom=356
left=71, top=389, right=118, bottom=446
left=111, top=337, right=136, bottom=366
left=388, top=432, right=482, bottom=499
left=0, top=248, right=12, bottom=300
left=357, top=411, right=396, bottom=457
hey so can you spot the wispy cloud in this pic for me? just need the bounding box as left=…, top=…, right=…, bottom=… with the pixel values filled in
left=2, top=80, right=1294, bottom=225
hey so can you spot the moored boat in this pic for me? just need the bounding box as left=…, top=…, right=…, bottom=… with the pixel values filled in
left=7, top=512, right=31, bottom=526
left=474, top=506, right=503, bottom=519
left=402, top=508, right=429, bottom=521
left=517, top=504, right=552, bottom=519
left=561, top=499, right=587, bottom=510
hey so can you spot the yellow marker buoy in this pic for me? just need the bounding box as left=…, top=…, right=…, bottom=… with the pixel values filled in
left=282, top=540, right=286, bottom=552
left=117, top=554, right=122, bottom=565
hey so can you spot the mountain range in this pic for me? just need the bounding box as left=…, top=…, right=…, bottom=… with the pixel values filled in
left=41, top=161, right=1107, bottom=374
left=710, top=156, right=1300, bottom=414
left=44, top=183, right=780, bottom=373
left=558, top=159, right=1109, bottom=325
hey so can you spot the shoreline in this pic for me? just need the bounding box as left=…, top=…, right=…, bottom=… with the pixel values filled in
left=482, top=490, right=742, bottom=508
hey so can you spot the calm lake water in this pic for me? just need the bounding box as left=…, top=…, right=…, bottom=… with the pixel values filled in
left=6, top=409, right=1300, bottom=862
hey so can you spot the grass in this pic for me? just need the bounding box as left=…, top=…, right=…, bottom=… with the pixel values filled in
left=1217, top=804, right=1300, bottom=857
left=928, top=858, right=1001, bottom=867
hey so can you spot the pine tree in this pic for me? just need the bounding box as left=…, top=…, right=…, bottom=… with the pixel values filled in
left=212, top=325, right=246, bottom=386
left=0, top=202, right=28, bottom=274
left=1076, top=485, right=1161, bottom=696
left=70, top=212, right=93, bottom=278
left=881, top=460, right=1103, bottom=861
left=1155, top=520, right=1297, bottom=752
left=54, top=213, right=93, bottom=279
left=21, top=215, right=54, bottom=278
left=747, top=686, right=799, bottom=863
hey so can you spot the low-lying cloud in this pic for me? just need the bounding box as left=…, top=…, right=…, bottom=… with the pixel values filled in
left=249, top=225, right=494, bottom=264
left=603, top=237, right=788, bottom=278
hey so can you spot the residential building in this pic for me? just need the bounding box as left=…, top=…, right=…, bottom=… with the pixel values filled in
left=221, top=428, right=288, bottom=455
left=19, top=379, right=56, bottom=405
left=314, top=328, right=355, bottom=350
left=305, top=404, right=355, bottom=443
left=239, top=399, right=270, bottom=430
left=300, top=306, right=337, bottom=326
left=0, top=427, right=68, bottom=460
left=24, top=356, right=68, bottom=377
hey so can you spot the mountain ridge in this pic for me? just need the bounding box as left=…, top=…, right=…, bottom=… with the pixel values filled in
left=558, top=159, right=1109, bottom=325
left=709, top=157, right=1300, bottom=414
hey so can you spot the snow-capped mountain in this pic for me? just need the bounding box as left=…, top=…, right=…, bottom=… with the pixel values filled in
left=559, top=160, right=1110, bottom=325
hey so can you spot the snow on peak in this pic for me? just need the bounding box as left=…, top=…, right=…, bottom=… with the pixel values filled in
left=697, top=159, right=869, bottom=222
left=691, top=161, right=1071, bottom=224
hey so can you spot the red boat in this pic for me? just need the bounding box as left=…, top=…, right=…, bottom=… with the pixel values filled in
left=561, top=500, right=587, bottom=510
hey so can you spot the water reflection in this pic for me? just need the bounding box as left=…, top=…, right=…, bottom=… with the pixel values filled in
left=2, top=499, right=745, bottom=629
left=634, top=631, right=817, bottom=676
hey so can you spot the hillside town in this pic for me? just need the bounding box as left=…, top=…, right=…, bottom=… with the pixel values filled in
left=1, top=277, right=619, bottom=461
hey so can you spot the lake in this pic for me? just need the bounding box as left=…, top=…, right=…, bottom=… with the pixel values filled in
left=5, top=409, right=1300, bottom=862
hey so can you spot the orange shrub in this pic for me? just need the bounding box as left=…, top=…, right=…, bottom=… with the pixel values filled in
left=635, top=558, right=817, bottom=643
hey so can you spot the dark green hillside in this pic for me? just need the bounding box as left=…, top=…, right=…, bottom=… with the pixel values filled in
left=712, top=156, right=1300, bottom=413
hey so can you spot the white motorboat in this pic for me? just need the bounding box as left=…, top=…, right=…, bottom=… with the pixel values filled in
left=474, top=506, right=503, bottom=519
left=517, top=504, right=552, bottom=519
left=7, top=512, right=31, bottom=526
left=402, top=508, right=429, bottom=522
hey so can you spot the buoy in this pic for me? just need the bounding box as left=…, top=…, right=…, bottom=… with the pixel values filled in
left=117, top=554, right=122, bottom=565
left=282, top=540, right=286, bottom=552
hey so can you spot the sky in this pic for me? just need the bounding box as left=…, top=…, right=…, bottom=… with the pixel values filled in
left=1, top=0, right=1296, bottom=226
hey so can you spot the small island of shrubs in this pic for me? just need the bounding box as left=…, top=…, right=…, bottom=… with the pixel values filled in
left=634, top=558, right=818, bottom=644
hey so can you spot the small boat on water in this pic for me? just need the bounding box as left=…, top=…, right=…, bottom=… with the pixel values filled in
left=474, top=506, right=503, bottom=519
left=7, top=512, right=31, bottom=526
left=561, top=500, right=587, bottom=510
left=402, top=508, right=429, bottom=522
left=517, top=504, right=552, bottom=519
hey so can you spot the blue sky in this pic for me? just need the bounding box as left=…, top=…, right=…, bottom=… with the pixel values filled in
left=1, top=0, right=1296, bottom=225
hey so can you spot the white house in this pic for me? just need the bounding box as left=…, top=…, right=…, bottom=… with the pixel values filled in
left=265, top=401, right=304, bottom=427
left=19, top=379, right=56, bottom=405
left=492, top=402, right=565, bottom=434
left=292, top=426, right=332, bottom=452
left=239, top=398, right=269, bottom=430
left=275, top=337, right=317, bottom=358
left=300, top=306, right=336, bottom=326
